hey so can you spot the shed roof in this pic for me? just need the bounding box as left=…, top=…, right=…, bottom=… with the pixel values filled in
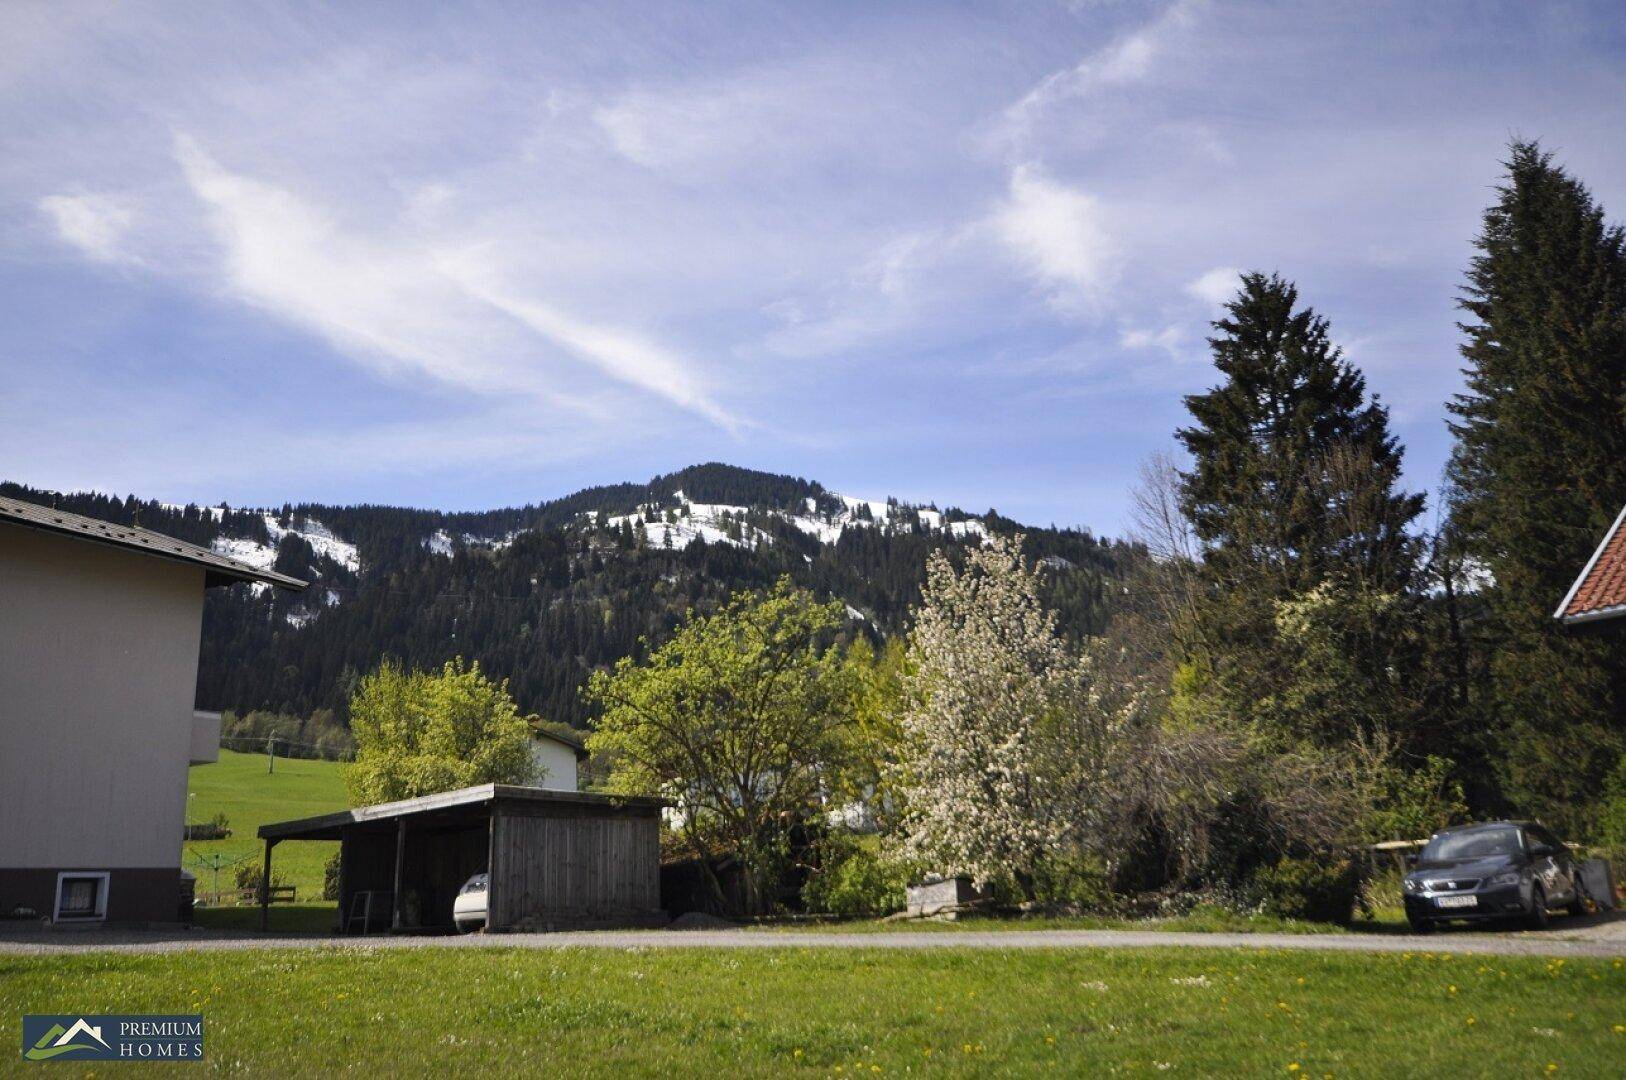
left=0, top=494, right=307, bottom=590
left=1555, top=504, right=1626, bottom=627
left=258, top=783, right=667, bottom=841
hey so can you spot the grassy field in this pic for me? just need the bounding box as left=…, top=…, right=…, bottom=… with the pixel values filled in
left=184, top=748, right=348, bottom=906
left=2, top=946, right=1620, bottom=1076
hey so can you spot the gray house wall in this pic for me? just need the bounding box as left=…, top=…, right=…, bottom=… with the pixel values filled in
left=0, top=520, right=206, bottom=922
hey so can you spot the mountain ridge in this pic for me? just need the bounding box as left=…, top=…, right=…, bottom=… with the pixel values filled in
left=2, top=463, right=1139, bottom=727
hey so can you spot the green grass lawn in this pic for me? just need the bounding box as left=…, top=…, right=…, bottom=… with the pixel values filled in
left=184, top=748, right=348, bottom=910
left=2, top=947, right=1620, bottom=1076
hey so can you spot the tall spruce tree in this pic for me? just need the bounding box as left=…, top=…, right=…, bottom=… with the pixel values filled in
left=1174, top=273, right=1425, bottom=746
left=1180, top=273, right=1423, bottom=594
left=1446, top=142, right=1626, bottom=835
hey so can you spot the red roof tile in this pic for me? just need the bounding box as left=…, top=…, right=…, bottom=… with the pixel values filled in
left=1556, top=505, right=1626, bottom=625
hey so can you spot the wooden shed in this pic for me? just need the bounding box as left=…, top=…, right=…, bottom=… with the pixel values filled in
left=257, top=784, right=667, bottom=933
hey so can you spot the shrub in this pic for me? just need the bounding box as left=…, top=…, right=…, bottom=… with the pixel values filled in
left=804, top=836, right=909, bottom=916
left=1594, top=756, right=1626, bottom=864
left=183, top=812, right=232, bottom=841
left=323, top=851, right=341, bottom=901
left=233, top=863, right=291, bottom=901
left=1356, top=753, right=1470, bottom=844
left=1252, top=856, right=1362, bottom=924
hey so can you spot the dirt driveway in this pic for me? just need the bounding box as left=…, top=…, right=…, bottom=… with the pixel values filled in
left=3, top=911, right=1623, bottom=959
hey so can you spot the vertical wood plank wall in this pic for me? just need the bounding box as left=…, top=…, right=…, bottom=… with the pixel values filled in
left=488, top=808, right=659, bottom=927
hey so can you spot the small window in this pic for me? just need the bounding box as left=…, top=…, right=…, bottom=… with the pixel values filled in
left=54, top=872, right=110, bottom=921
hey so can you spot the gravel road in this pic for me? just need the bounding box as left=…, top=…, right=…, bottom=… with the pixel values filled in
left=3, top=913, right=1622, bottom=959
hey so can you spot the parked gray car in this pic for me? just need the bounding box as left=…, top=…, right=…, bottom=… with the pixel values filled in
left=1402, top=821, right=1588, bottom=932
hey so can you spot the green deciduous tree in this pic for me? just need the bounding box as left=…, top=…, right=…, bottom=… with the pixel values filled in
left=585, top=579, right=860, bottom=914
left=344, top=658, right=536, bottom=805
left=1446, top=141, right=1626, bottom=836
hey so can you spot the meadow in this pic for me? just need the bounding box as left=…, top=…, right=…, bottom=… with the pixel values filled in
left=184, top=748, right=347, bottom=908
left=2, top=946, right=1620, bottom=1076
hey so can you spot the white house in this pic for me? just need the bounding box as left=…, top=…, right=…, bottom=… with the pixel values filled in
left=0, top=496, right=304, bottom=925
left=530, top=723, right=588, bottom=791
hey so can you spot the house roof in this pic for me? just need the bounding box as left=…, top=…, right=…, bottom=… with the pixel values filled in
left=0, top=494, right=307, bottom=591
left=257, top=783, right=667, bottom=841
left=1555, top=504, right=1626, bottom=627
left=532, top=721, right=590, bottom=761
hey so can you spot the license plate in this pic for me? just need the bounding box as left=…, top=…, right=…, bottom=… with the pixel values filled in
left=1435, top=895, right=1478, bottom=909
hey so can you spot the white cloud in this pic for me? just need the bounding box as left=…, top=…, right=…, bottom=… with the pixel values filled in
left=171, top=134, right=733, bottom=427
left=1002, top=0, right=1203, bottom=143
left=39, top=193, right=137, bottom=264
left=449, top=267, right=740, bottom=433
left=591, top=65, right=858, bottom=179
left=1185, top=265, right=1242, bottom=307
left=995, top=164, right=1116, bottom=312
left=1120, top=324, right=1183, bottom=353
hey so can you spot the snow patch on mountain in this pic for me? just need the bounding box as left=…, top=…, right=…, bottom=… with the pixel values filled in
left=210, top=535, right=275, bottom=571
left=160, top=502, right=227, bottom=522
left=266, top=515, right=360, bottom=571
left=210, top=513, right=361, bottom=574
left=585, top=488, right=992, bottom=552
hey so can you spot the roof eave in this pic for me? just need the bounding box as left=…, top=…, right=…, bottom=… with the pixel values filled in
left=1554, top=503, right=1626, bottom=621
left=205, top=566, right=309, bottom=591
left=1558, top=604, right=1626, bottom=627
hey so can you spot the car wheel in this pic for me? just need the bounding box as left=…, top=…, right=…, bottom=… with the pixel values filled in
left=1407, top=915, right=1434, bottom=934
left=1567, top=882, right=1591, bottom=917
left=1524, top=885, right=1549, bottom=930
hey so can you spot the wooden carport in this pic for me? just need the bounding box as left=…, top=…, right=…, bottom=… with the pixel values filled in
left=257, top=784, right=668, bottom=933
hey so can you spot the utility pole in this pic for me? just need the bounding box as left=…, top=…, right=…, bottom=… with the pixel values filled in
left=267, top=734, right=275, bottom=774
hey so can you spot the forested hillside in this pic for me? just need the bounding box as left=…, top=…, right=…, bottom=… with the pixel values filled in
left=1, top=464, right=1139, bottom=728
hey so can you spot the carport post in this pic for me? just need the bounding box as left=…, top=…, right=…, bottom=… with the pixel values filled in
left=486, top=806, right=500, bottom=932
left=391, top=818, right=406, bottom=930
left=259, top=838, right=277, bottom=931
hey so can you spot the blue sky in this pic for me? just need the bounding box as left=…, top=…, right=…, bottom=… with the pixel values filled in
left=3, top=1, right=1624, bottom=534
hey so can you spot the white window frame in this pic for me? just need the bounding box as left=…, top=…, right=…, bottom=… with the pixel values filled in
left=53, top=871, right=111, bottom=922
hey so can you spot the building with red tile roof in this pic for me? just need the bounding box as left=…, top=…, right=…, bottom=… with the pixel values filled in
left=1555, top=505, right=1626, bottom=628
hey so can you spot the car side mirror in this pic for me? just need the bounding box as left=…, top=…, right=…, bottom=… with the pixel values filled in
left=1529, top=844, right=1553, bottom=858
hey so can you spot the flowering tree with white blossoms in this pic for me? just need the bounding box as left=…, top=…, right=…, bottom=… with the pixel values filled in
left=890, top=534, right=1126, bottom=899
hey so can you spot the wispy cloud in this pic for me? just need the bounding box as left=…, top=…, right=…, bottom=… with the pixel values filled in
left=166, top=134, right=734, bottom=427
left=449, top=265, right=740, bottom=432
left=1001, top=0, right=1204, bottom=147
left=1120, top=324, right=1184, bottom=354
left=39, top=193, right=138, bottom=264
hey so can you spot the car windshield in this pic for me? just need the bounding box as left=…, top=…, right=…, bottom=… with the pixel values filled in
left=1421, top=827, right=1521, bottom=862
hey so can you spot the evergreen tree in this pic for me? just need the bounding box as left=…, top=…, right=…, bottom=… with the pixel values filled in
left=1179, top=272, right=1423, bottom=594
left=1446, top=141, right=1626, bottom=834
left=1174, top=273, right=1425, bottom=747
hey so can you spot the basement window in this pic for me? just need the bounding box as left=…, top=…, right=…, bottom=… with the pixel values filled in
left=54, top=872, right=110, bottom=922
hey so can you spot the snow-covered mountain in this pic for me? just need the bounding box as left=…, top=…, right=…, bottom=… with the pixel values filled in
left=6, top=464, right=1129, bottom=726
left=580, top=488, right=987, bottom=554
